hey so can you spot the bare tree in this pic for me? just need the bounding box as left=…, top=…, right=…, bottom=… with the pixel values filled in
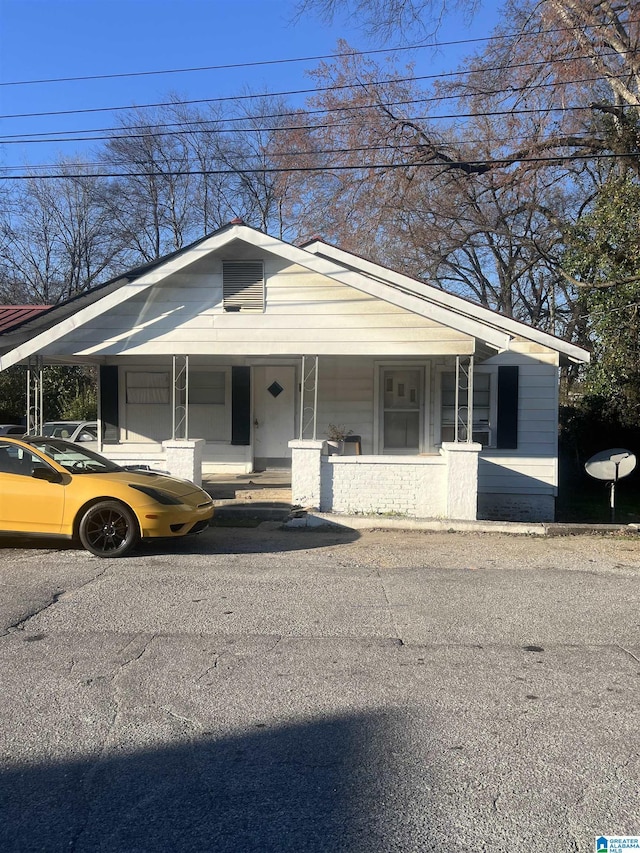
left=104, top=105, right=200, bottom=262
left=0, top=164, right=124, bottom=304
left=271, top=45, right=578, bottom=339
left=294, top=0, right=479, bottom=42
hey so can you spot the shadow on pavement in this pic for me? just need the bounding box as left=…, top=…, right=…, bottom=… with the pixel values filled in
left=0, top=523, right=360, bottom=559
left=1, top=709, right=417, bottom=853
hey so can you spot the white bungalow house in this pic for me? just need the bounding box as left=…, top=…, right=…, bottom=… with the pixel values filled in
left=0, top=220, right=589, bottom=522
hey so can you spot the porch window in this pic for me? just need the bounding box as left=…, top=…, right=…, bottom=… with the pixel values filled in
left=189, top=370, right=229, bottom=441
left=223, top=261, right=265, bottom=312
left=440, top=366, right=520, bottom=449
left=440, top=370, right=492, bottom=446
left=381, top=367, right=423, bottom=453
left=125, top=371, right=170, bottom=405
left=189, top=371, right=225, bottom=405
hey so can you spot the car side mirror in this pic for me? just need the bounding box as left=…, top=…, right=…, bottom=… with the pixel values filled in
left=32, top=465, right=63, bottom=484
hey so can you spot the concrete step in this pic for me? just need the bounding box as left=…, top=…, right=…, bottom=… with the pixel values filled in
left=203, top=475, right=293, bottom=524
left=213, top=488, right=292, bottom=503
left=211, top=502, right=293, bottom=524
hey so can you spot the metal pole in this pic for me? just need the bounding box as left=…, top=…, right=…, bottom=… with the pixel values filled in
left=313, top=356, right=318, bottom=440
left=172, top=356, right=177, bottom=440
left=467, top=355, right=474, bottom=443
left=610, top=480, right=616, bottom=524
left=454, top=356, right=460, bottom=443
left=184, top=355, right=189, bottom=440
left=25, top=364, right=31, bottom=434
left=39, top=364, right=43, bottom=434
left=299, top=355, right=305, bottom=440
left=299, top=355, right=319, bottom=440
left=610, top=462, right=621, bottom=523
left=171, top=355, right=188, bottom=440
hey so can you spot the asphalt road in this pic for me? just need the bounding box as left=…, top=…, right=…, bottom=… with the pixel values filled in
left=1, top=525, right=639, bottom=852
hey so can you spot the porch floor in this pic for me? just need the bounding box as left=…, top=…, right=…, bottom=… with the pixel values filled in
left=202, top=470, right=293, bottom=513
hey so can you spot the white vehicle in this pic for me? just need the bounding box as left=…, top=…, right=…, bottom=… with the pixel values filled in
left=0, top=424, right=26, bottom=436
left=41, top=421, right=99, bottom=442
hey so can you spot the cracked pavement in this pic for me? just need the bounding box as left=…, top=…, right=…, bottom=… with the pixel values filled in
left=0, top=526, right=639, bottom=852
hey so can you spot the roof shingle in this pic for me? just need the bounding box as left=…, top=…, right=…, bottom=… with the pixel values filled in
left=0, top=306, right=52, bottom=334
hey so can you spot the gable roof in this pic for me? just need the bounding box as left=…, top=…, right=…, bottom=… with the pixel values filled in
left=301, top=239, right=590, bottom=363
left=0, top=222, right=590, bottom=369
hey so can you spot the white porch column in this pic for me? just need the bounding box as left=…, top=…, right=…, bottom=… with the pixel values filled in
left=162, top=438, right=205, bottom=486
left=440, top=441, right=482, bottom=520
left=289, top=439, right=324, bottom=509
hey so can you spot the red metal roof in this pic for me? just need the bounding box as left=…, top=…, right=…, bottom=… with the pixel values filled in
left=0, top=305, right=52, bottom=334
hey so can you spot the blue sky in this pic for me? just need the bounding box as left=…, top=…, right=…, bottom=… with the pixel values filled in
left=0, top=0, right=501, bottom=172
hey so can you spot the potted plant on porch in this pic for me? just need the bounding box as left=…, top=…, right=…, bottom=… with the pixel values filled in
left=325, top=423, right=354, bottom=455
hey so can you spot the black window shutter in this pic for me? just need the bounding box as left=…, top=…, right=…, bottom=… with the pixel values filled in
left=99, top=365, right=119, bottom=442
left=231, top=366, right=251, bottom=445
left=496, top=365, right=519, bottom=449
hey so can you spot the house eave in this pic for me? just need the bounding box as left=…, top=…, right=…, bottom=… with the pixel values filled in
left=303, top=239, right=591, bottom=365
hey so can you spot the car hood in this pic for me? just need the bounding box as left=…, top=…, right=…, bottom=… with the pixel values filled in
left=80, top=469, right=211, bottom=501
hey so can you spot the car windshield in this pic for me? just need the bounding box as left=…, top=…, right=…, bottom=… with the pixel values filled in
left=42, top=423, right=80, bottom=438
left=25, top=438, right=123, bottom=474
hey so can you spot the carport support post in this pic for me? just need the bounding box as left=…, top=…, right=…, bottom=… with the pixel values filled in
left=162, top=438, right=205, bottom=486
left=26, top=356, right=44, bottom=435
left=440, top=441, right=482, bottom=520
left=289, top=440, right=324, bottom=509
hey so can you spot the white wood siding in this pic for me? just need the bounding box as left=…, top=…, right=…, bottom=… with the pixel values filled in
left=478, top=350, right=559, bottom=495
left=39, top=256, right=475, bottom=358
left=315, top=358, right=375, bottom=452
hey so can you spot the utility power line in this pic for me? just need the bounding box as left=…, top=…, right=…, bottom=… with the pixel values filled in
left=1, top=17, right=636, bottom=87
left=0, top=130, right=611, bottom=173
left=0, top=151, right=632, bottom=181
left=0, top=71, right=628, bottom=152
left=0, top=49, right=633, bottom=123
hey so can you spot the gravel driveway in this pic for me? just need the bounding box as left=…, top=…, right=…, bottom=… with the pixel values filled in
left=1, top=526, right=638, bottom=852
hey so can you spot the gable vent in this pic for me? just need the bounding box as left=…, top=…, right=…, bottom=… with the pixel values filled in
left=223, top=261, right=265, bottom=312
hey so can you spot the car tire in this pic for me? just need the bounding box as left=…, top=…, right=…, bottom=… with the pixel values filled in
left=78, top=500, right=140, bottom=558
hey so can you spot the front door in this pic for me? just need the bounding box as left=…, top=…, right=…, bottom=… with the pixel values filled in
left=253, top=366, right=296, bottom=469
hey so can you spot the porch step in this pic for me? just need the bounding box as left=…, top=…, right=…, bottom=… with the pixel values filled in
left=203, top=475, right=293, bottom=524
left=210, top=502, right=293, bottom=524
left=208, top=487, right=292, bottom=504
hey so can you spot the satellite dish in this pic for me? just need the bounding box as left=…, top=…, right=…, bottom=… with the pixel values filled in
left=585, top=448, right=636, bottom=522
left=585, top=448, right=636, bottom=481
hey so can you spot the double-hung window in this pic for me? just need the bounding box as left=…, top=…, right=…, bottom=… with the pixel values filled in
left=439, top=365, right=519, bottom=449
left=440, top=370, right=492, bottom=445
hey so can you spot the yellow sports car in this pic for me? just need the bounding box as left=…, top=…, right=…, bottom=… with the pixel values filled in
left=0, top=437, right=214, bottom=557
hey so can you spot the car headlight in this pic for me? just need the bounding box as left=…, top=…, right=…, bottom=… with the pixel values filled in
left=129, top=484, right=183, bottom=505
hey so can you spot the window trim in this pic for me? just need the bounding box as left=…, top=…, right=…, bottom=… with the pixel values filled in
left=374, top=362, right=429, bottom=455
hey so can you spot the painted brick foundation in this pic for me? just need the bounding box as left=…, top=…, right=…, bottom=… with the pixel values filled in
left=321, top=456, right=447, bottom=517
